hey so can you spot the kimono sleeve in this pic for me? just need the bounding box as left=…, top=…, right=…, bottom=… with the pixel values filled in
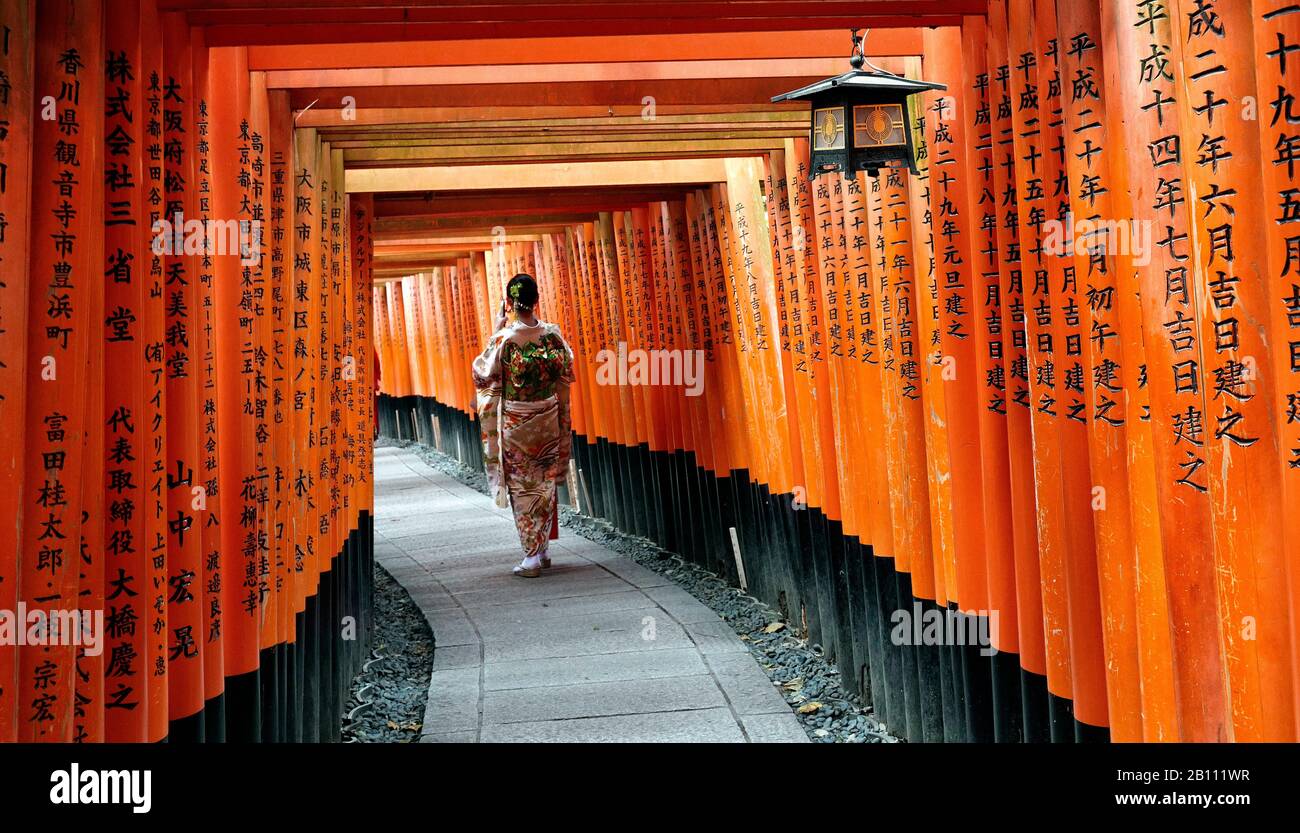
left=472, top=331, right=506, bottom=392
left=473, top=331, right=509, bottom=507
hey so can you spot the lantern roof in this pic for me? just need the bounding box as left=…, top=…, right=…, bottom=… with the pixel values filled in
left=771, top=69, right=946, bottom=103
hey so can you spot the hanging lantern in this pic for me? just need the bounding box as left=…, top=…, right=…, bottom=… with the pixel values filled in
left=773, top=29, right=945, bottom=178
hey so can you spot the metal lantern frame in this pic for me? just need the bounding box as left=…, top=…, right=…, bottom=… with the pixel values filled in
left=773, top=32, right=945, bottom=179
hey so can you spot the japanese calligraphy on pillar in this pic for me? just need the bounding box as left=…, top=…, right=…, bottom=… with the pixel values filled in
left=192, top=25, right=224, bottom=709
left=0, top=0, right=33, bottom=744
left=925, top=25, right=993, bottom=620
left=1173, top=0, right=1292, bottom=740
left=1101, top=0, right=1226, bottom=742
left=1057, top=2, right=1145, bottom=742
left=963, top=12, right=1027, bottom=666
left=22, top=0, right=103, bottom=741
left=267, top=89, right=291, bottom=655
left=1251, top=0, right=1300, bottom=735
left=161, top=13, right=203, bottom=724
left=100, top=0, right=148, bottom=742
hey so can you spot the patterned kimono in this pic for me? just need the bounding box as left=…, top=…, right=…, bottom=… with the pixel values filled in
left=472, top=320, right=575, bottom=557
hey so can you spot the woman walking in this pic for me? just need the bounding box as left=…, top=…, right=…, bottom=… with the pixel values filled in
left=472, top=273, right=575, bottom=577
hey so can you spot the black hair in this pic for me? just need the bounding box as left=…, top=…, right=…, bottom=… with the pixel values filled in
left=506, top=272, right=540, bottom=313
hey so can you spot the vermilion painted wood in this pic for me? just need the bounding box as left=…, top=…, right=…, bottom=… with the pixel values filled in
left=77, top=5, right=111, bottom=741
left=191, top=19, right=227, bottom=715
left=924, top=27, right=992, bottom=619
left=329, top=147, right=349, bottom=555
left=762, top=150, right=810, bottom=512
left=1171, top=0, right=1293, bottom=742
left=1032, top=0, right=1110, bottom=730
left=21, top=0, right=104, bottom=742
left=135, top=0, right=171, bottom=742
left=161, top=11, right=207, bottom=723
left=786, top=142, right=843, bottom=533
left=0, top=0, right=33, bottom=745
left=209, top=44, right=261, bottom=680
left=295, top=127, right=323, bottom=613
left=1055, top=0, right=1159, bottom=743
left=705, top=183, right=753, bottom=479
left=246, top=29, right=923, bottom=72
left=352, top=194, right=375, bottom=514
left=809, top=173, right=854, bottom=534
left=1251, top=0, right=1300, bottom=737
left=671, top=200, right=706, bottom=465
left=612, top=212, right=648, bottom=450
left=684, top=194, right=730, bottom=476
left=849, top=170, right=891, bottom=562
left=1100, top=0, right=1224, bottom=743
left=712, top=181, right=765, bottom=487
left=904, top=95, right=954, bottom=607
left=99, top=0, right=148, bottom=743
left=598, top=213, right=637, bottom=451
left=985, top=0, right=1046, bottom=681
left=200, top=19, right=957, bottom=50
left=883, top=170, right=936, bottom=593
left=1005, top=0, right=1076, bottom=709
left=248, top=71, right=279, bottom=650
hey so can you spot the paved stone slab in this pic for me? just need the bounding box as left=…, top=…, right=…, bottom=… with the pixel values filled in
left=374, top=445, right=806, bottom=744
left=482, top=647, right=708, bottom=691
left=705, top=652, right=792, bottom=715
left=479, top=707, right=747, bottom=743
left=481, top=621, right=695, bottom=663
left=470, top=605, right=665, bottom=640
left=684, top=620, right=749, bottom=655
left=421, top=667, right=481, bottom=734
left=741, top=713, right=813, bottom=743
left=431, top=643, right=481, bottom=670
left=418, top=731, right=477, bottom=743
left=425, top=608, right=478, bottom=648
left=644, top=584, right=724, bottom=625
left=474, top=589, right=656, bottom=623
left=482, top=674, right=726, bottom=725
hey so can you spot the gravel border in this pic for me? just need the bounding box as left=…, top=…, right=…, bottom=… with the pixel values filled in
left=396, top=438, right=897, bottom=744
left=342, top=563, right=436, bottom=743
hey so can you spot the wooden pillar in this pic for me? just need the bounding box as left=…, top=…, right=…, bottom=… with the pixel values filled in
left=923, top=26, right=994, bottom=629
left=1171, top=0, right=1293, bottom=741
left=1055, top=0, right=1166, bottom=742
left=786, top=145, right=845, bottom=551
left=987, top=0, right=1049, bottom=702
left=1098, top=0, right=1225, bottom=742
left=267, top=86, right=293, bottom=722
left=0, top=0, right=33, bottom=745
left=1005, top=0, right=1079, bottom=729
left=349, top=193, right=374, bottom=515
left=1250, top=0, right=1300, bottom=735
left=160, top=10, right=205, bottom=734
left=765, top=150, right=820, bottom=524
left=209, top=45, right=260, bottom=739
left=98, top=0, right=151, bottom=743
left=189, top=20, right=224, bottom=730
left=20, top=0, right=104, bottom=742
left=245, top=71, right=277, bottom=695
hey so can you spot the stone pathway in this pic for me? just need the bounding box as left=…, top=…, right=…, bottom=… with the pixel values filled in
left=373, top=445, right=808, bottom=743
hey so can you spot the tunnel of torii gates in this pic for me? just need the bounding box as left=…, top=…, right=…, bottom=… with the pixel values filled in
left=0, top=0, right=1297, bottom=746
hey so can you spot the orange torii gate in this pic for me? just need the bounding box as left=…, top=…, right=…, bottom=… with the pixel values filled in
left=4, top=0, right=1300, bottom=746
left=3, top=0, right=374, bottom=743
left=373, top=5, right=1300, bottom=745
